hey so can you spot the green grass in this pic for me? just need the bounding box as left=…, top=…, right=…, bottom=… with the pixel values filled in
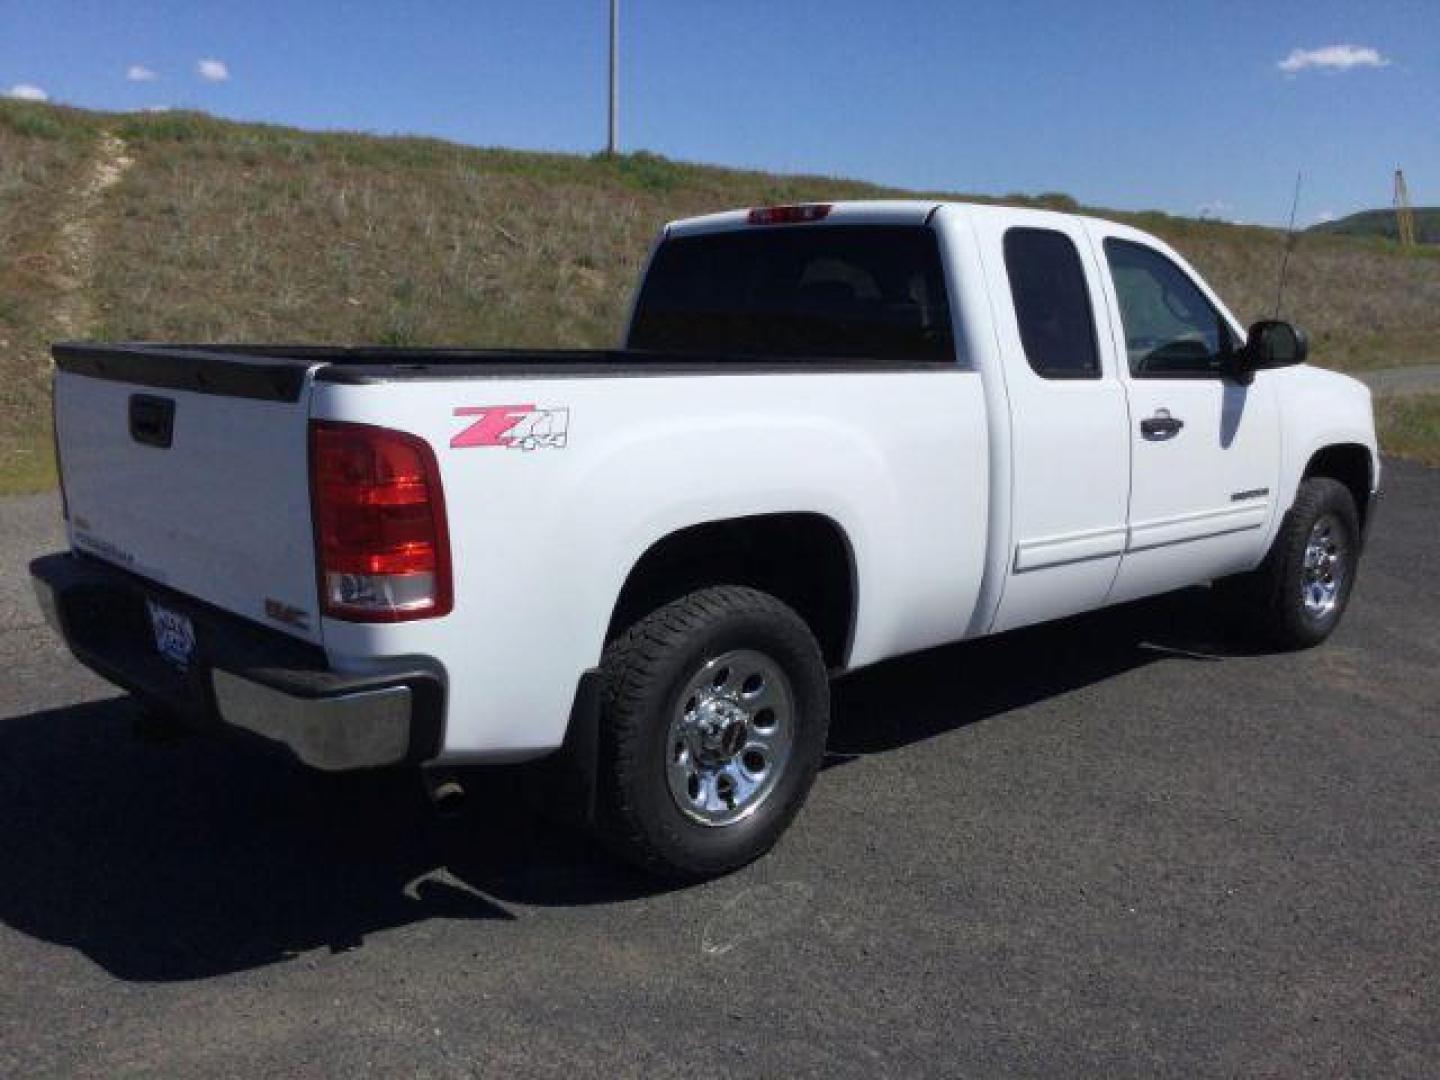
left=1376, top=393, right=1440, bottom=467
left=3, top=97, right=1438, bottom=493
left=1312, top=207, right=1440, bottom=246
left=0, top=101, right=100, bottom=494
left=1, top=438, right=56, bottom=493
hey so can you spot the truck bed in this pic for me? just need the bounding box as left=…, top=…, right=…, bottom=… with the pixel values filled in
left=53, top=342, right=947, bottom=400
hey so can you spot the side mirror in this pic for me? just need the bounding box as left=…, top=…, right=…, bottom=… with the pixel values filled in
left=1234, top=320, right=1307, bottom=383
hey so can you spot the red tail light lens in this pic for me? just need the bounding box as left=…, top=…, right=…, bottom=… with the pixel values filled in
left=309, top=421, right=452, bottom=622
left=746, top=203, right=832, bottom=226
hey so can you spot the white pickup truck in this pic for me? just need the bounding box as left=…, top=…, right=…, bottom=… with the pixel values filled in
left=32, top=200, right=1379, bottom=879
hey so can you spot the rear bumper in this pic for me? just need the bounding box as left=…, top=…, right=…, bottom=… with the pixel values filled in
left=30, top=552, right=444, bottom=771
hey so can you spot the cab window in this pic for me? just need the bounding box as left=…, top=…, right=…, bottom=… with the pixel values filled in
left=1003, top=228, right=1101, bottom=379
left=629, top=225, right=953, bottom=362
left=1103, top=239, right=1235, bottom=378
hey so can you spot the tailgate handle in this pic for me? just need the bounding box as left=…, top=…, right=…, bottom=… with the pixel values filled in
left=129, top=394, right=175, bottom=448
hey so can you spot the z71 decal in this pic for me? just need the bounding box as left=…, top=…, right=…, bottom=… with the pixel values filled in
left=451, top=405, right=570, bottom=451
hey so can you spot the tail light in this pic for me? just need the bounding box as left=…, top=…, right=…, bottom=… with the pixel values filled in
left=747, top=203, right=832, bottom=226
left=309, top=421, right=452, bottom=622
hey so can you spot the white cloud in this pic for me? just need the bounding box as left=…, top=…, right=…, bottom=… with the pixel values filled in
left=141, top=105, right=171, bottom=113
left=1197, top=200, right=1234, bottom=221
left=1278, top=44, right=1390, bottom=74
left=196, top=58, right=229, bottom=82
left=6, top=83, right=48, bottom=101
left=126, top=64, right=158, bottom=82
left=1313, top=210, right=1337, bottom=225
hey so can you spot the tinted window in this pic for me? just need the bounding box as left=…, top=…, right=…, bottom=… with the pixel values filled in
left=1003, top=228, right=1100, bottom=379
left=629, top=225, right=953, bottom=362
left=1104, top=239, right=1234, bottom=378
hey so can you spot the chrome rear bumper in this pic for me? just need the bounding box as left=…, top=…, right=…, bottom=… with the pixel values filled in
left=31, top=552, right=444, bottom=771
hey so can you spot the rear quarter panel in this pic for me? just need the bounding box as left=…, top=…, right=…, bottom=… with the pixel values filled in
left=311, top=369, right=989, bottom=758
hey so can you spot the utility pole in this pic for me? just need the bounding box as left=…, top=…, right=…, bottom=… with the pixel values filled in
left=607, top=0, right=619, bottom=155
left=1394, top=168, right=1416, bottom=248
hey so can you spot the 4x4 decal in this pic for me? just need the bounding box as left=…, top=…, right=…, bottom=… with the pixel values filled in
left=451, top=405, right=570, bottom=450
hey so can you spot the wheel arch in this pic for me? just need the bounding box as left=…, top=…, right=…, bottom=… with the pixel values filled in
left=1302, top=442, right=1374, bottom=533
left=603, top=511, right=859, bottom=671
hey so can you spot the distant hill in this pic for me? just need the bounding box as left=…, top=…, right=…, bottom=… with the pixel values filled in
left=3, top=97, right=1440, bottom=490
left=1311, top=207, right=1440, bottom=245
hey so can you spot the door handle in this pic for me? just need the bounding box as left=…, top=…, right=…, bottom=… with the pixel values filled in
left=129, top=394, right=175, bottom=448
left=1140, top=409, right=1184, bottom=440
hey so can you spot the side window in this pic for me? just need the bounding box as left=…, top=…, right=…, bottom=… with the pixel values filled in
left=1003, top=228, right=1101, bottom=379
left=1103, top=239, right=1235, bottom=378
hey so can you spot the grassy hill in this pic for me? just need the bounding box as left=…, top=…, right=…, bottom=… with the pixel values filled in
left=1312, top=207, right=1440, bottom=246
left=4, top=97, right=1439, bottom=491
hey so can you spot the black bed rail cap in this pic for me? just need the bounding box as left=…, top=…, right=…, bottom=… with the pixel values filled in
left=51, top=342, right=312, bottom=403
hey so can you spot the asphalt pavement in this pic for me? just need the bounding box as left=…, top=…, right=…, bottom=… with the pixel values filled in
left=0, top=462, right=1436, bottom=1077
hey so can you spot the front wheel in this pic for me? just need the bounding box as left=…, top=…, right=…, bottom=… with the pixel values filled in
left=1218, top=477, right=1361, bottom=650
left=596, top=586, right=830, bottom=881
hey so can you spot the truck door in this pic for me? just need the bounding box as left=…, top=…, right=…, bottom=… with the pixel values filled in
left=1085, top=226, right=1281, bottom=603
left=977, top=214, right=1132, bottom=633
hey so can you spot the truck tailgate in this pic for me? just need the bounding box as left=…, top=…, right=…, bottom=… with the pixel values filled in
left=53, top=348, right=322, bottom=644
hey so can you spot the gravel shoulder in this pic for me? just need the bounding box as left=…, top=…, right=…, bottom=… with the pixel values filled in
left=1358, top=363, right=1440, bottom=395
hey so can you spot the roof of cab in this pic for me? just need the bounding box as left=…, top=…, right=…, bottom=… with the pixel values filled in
left=665, top=200, right=941, bottom=238
left=664, top=198, right=1122, bottom=239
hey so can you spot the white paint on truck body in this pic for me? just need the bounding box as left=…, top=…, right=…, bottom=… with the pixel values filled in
left=51, top=199, right=1381, bottom=764
left=56, top=374, right=323, bottom=644
left=311, top=369, right=991, bottom=756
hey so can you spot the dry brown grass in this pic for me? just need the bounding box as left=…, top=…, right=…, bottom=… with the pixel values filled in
left=1145, top=217, right=1440, bottom=372
left=3, top=99, right=1438, bottom=492
left=0, top=102, right=100, bottom=490
left=86, top=113, right=906, bottom=351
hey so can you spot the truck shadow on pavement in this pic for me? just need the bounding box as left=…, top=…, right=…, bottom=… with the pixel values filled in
left=0, top=586, right=1254, bottom=982
left=825, top=585, right=1252, bottom=762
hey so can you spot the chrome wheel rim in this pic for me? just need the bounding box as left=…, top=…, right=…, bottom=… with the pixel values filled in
left=1302, top=515, right=1346, bottom=619
left=665, top=649, right=795, bottom=828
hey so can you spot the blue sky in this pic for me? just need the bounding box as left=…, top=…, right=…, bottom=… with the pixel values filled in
left=3, top=0, right=1435, bottom=225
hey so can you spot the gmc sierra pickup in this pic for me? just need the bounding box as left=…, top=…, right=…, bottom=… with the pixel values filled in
left=32, top=200, right=1380, bottom=879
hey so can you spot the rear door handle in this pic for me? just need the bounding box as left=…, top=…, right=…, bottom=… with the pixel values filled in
left=1140, top=409, right=1184, bottom=440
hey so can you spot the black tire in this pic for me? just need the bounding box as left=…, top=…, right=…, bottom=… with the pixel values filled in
left=596, top=586, right=830, bottom=881
left=1217, top=477, right=1361, bottom=650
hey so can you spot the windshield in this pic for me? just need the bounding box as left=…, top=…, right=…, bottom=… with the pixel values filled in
left=628, top=224, right=954, bottom=363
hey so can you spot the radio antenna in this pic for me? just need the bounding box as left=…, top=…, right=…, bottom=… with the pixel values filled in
left=1273, top=170, right=1303, bottom=317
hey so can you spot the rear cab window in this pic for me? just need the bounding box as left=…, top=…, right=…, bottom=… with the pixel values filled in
left=628, top=225, right=954, bottom=363
left=1002, top=228, right=1101, bottom=379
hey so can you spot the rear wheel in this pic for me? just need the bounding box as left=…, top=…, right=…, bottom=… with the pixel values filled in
left=1218, top=477, right=1361, bottom=649
left=596, top=586, right=830, bottom=880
